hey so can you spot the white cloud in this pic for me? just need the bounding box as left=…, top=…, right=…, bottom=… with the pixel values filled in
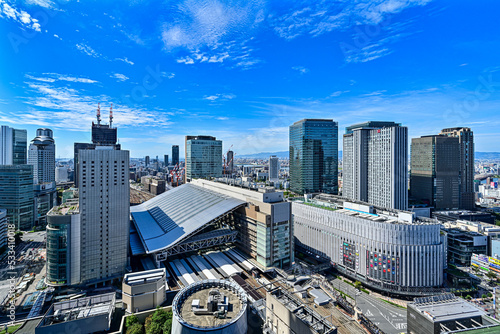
left=161, top=72, right=175, bottom=79
left=53, top=34, right=61, bottom=40
left=177, top=57, right=195, bottom=64
left=0, top=1, right=41, bottom=31
left=12, top=79, right=172, bottom=132
left=203, top=93, right=236, bottom=102
left=116, top=57, right=134, bottom=65
left=25, top=73, right=98, bottom=84
left=25, top=0, right=54, bottom=9
left=110, top=73, right=129, bottom=82
left=204, top=95, right=219, bottom=101
left=161, top=0, right=265, bottom=68
left=216, top=116, right=229, bottom=120
left=292, top=66, right=309, bottom=74
left=273, top=0, right=433, bottom=63
left=76, top=43, right=100, bottom=58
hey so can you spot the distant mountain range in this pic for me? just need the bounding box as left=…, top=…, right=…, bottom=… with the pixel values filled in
left=476, top=152, right=500, bottom=160
left=237, top=151, right=500, bottom=160
left=237, top=151, right=344, bottom=159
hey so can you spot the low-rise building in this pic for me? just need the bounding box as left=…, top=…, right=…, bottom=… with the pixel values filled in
left=407, top=294, right=500, bottom=334
left=35, top=293, right=115, bottom=334
left=265, top=287, right=336, bottom=334
left=123, top=268, right=167, bottom=313
left=445, top=229, right=487, bottom=266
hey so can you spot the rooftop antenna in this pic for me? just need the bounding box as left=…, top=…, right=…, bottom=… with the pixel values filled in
left=97, top=103, right=101, bottom=125
left=109, top=103, right=113, bottom=127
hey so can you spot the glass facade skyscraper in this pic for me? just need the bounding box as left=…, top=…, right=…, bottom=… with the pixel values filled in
left=13, top=129, right=27, bottom=165
left=185, top=136, right=222, bottom=181
left=0, top=165, right=34, bottom=230
left=289, top=119, right=338, bottom=195
left=172, top=145, right=179, bottom=166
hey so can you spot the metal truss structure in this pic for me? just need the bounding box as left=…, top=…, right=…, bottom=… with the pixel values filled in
left=154, top=229, right=238, bottom=267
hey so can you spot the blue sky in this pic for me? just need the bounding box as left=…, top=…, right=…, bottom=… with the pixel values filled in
left=0, top=0, right=499, bottom=158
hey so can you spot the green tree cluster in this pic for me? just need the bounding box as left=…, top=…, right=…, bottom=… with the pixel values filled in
left=144, top=307, right=173, bottom=334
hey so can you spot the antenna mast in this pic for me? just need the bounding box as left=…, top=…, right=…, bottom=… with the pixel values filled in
left=109, top=103, right=113, bottom=127
left=96, top=103, right=101, bottom=125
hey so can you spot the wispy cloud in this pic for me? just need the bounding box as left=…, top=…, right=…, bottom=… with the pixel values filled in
left=203, top=93, right=236, bottom=102
left=110, top=73, right=129, bottom=82
left=76, top=43, right=101, bottom=58
left=25, top=0, right=54, bottom=9
left=273, top=0, right=433, bottom=63
left=5, top=79, right=172, bottom=131
left=25, top=73, right=98, bottom=84
left=116, top=57, right=134, bottom=65
left=292, top=66, right=309, bottom=74
left=0, top=0, right=41, bottom=31
left=161, top=0, right=265, bottom=68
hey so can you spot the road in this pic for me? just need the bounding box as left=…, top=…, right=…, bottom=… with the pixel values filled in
left=331, top=278, right=407, bottom=334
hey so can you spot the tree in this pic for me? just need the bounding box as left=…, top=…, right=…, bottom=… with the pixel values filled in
left=163, top=318, right=173, bottom=334
left=126, top=315, right=139, bottom=328
left=354, top=281, right=362, bottom=290
left=482, top=294, right=488, bottom=299
left=127, top=323, right=144, bottom=334
left=487, top=292, right=493, bottom=298
left=465, top=295, right=472, bottom=300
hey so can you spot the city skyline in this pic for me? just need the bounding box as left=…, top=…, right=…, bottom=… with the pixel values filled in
left=1, top=1, right=499, bottom=158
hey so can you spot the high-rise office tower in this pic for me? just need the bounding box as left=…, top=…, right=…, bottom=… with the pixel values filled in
left=440, top=127, right=475, bottom=210
left=51, top=111, right=130, bottom=286
left=28, top=128, right=55, bottom=184
left=289, top=119, right=338, bottom=195
left=28, top=128, right=57, bottom=225
left=410, top=135, right=460, bottom=210
left=0, top=165, right=34, bottom=230
left=77, top=145, right=130, bottom=285
left=343, top=121, right=408, bottom=210
left=0, top=125, right=27, bottom=165
left=269, top=155, right=279, bottom=182
left=226, top=150, right=234, bottom=173
left=145, top=156, right=150, bottom=167
left=172, top=145, right=179, bottom=166
left=164, top=154, right=169, bottom=166
left=185, top=136, right=222, bottom=181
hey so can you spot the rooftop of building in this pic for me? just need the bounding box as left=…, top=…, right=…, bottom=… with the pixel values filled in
left=409, top=294, right=500, bottom=332
left=291, top=193, right=438, bottom=225
left=47, top=199, right=79, bottom=216
left=130, top=183, right=246, bottom=254
left=291, top=119, right=337, bottom=126
left=269, top=287, right=336, bottom=334
left=186, top=135, right=218, bottom=141
left=173, top=280, right=247, bottom=330
left=37, top=292, right=115, bottom=329
left=345, top=121, right=402, bottom=133
left=124, top=268, right=166, bottom=285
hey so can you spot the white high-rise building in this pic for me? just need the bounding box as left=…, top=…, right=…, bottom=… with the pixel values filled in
left=55, top=166, right=69, bottom=183
left=28, top=128, right=55, bottom=184
left=343, top=121, right=408, bottom=210
left=269, top=155, right=279, bottom=182
left=0, top=209, right=7, bottom=250
left=78, top=146, right=130, bottom=285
